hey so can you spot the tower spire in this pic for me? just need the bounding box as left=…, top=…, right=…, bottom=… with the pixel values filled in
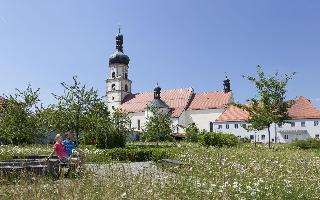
left=115, top=28, right=123, bottom=52
left=223, top=74, right=231, bottom=93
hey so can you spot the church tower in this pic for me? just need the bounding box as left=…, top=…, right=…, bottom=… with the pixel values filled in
left=106, top=29, right=132, bottom=111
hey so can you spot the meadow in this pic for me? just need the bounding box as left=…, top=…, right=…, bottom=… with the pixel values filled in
left=1, top=143, right=320, bottom=199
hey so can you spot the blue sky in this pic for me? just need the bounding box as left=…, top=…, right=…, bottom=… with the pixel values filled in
left=0, top=0, right=320, bottom=107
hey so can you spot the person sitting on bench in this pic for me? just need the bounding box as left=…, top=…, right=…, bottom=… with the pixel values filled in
left=48, top=134, right=80, bottom=164
left=62, top=131, right=83, bottom=159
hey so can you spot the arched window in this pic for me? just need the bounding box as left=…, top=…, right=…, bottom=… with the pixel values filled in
left=209, top=122, right=214, bottom=132
left=111, top=84, right=115, bottom=91
left=125, top=73, right=128, bottom=79
left=112, top=72, right=115, bottom=78
left=125, top=84, right=128, bottom=92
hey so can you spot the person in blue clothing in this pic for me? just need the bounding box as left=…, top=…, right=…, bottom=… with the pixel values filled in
left=62, top=131, right=83, bottom=158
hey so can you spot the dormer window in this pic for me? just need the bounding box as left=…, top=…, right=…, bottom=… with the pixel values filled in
left=112, top=72, right=116, bottom=78
left=111, top=84, right=116, bottom=91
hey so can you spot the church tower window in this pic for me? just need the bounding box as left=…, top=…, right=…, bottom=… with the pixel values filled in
left=125, top=73, right=128, bottom=79
left=111, top=84, right=116, bottom=91
left=112, top=72, right=116, bottom=78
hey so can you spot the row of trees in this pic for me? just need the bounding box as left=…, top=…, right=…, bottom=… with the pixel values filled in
left=0, top=76, right=131, bottom=147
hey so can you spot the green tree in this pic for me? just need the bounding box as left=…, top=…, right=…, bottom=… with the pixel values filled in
left=107, top=109, right=131, bottom=148
left=0, top=84, right=44, bottom=145
left=236, top=65, right=295, bottom=148
left=47, top=76, right=109, bottom=145
left=185, top=123, right=199, bottom=142
left=143, top=106, right=173, bottom=144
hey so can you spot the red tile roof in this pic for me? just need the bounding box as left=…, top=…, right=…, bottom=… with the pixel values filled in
left=187, top=91, right=233, bottom=110
left=119, top=88, right=194, bottom=117
left=215, top=105, right=248, bottom=122
left=288, top=96, right=320, bottom=119
left=216, top=96, right=320, bottom=122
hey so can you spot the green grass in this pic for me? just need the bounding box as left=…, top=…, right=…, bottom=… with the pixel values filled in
left=1, top=143, right=320, bottom=199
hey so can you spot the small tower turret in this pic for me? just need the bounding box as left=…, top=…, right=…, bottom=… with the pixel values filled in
left=223, top=76, right=231, bottom=93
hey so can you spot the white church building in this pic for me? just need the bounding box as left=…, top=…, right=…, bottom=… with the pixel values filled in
left=106, top=30, right=320, bottom=143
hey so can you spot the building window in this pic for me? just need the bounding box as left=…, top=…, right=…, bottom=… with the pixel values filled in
left=242, top=124, right=247, bottom=129
left=291, top=122, right=295, bottom=127
left=111, top=84, right=116, bottom=91
left=112, top=96, right=115, bottom=100
left=218, top=125, right=222, bottom=129
left=250, top=135, right=254, bottom=140
left=137, top=120, right=141, bottom=130
left=284, top=134, right=289, bottom=140
left=209, top=122, right=213, bottom=132
left=125, top=84, right=128, bottom=92
left=261, top=135, right=266, bottom=140
left=315, top=134, right=319, bottom=139
left=112, top=72, right=116, bottom=78
left=234, top=124, right=239, bottom=129
left=301, top=121, right=306, bottom=127
left=315, top=121, right=319, bottom=126
left=111, top=106, right=115, bottom=110
left=226, top=124, right=229, bottom=129
left=125, top=73, right=128, bottom=79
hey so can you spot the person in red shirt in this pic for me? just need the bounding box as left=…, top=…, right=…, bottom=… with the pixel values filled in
left=48, top=134, right=80, bottom=164
left=53, top=134, right=69, bottom=162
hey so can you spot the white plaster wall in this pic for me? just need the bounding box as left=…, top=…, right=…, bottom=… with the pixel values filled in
left=129, top=112, right=146, bottom=132
left=214, top=122, right=278, bottom=144
left=277, top=119, right=320, bottom=143
left=214, top=119, right=320, bottom=144
left=184, top=109, right=225, bottom=132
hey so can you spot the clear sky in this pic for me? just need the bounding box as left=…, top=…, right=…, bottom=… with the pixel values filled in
left=0, top=0, right=320, bottom=107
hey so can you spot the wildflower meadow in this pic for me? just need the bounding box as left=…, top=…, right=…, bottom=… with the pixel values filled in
left=1, top=143, right=320, bottom=199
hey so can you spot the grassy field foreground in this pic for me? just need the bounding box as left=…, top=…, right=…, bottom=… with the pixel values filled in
left=1, top=144, right=320, bottom=199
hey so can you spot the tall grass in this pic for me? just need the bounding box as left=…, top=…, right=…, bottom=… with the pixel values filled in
left=1, top=144, right=320, bottom=199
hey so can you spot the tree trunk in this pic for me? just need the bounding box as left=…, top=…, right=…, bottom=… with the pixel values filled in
left=267, top=126, right=271, bottom=149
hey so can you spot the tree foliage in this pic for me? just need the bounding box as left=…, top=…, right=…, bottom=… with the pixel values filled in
left=143, top=106, right=173, bottom=143
left=185, top=123, right=199, bottom=142
left=0, top=84, right=44, bottom=145
left=40, top=76, right=130, bottom=148
left=235, top=65, right=295, bottom=148
left=43, top=76, right=105, bottom=144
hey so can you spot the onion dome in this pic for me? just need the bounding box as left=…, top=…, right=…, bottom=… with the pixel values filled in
left=149, top=83, right=169, bottom=109
left=109, top=28, right=130, bottom=65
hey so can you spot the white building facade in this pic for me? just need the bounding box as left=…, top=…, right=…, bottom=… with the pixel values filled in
left=106, top=31, right=320, bottom=143
left=214, top=97, right=320, bottom=144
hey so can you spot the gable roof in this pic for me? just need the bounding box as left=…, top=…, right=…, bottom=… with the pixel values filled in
left=215, top=96, right=320, bottom=123
left=119, top=87, right=194, bottom=118
left=187, top=91, right=233, bottom=110
left=215, top=105, right=248, bottom=122
left=288, top=96, right=320, bottom=119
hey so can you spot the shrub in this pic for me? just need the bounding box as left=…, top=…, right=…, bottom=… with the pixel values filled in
left=85, top=147, right=171, bottom=163
left=185, top=123, right=199, bottom=142
left=292, top=138, right=320, bottom=149
left=198, top=132, right=240, bottom=147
